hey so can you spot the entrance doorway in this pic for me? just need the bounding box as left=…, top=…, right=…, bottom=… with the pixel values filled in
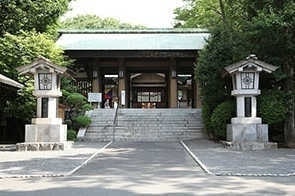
left=130, top=73, right=167, bottom=108
left=103, top=74, right=118, bottom=108
left=177, top=74, right=193, bottom=108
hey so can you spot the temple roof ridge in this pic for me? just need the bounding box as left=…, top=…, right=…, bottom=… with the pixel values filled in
left=58, top=28, right=209, bottom=34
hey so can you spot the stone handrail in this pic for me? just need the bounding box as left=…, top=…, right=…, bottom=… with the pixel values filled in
left=112, top=106, right=119, bottom=141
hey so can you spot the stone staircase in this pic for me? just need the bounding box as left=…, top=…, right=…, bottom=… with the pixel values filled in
left=82, top=108, right=204, bottom=142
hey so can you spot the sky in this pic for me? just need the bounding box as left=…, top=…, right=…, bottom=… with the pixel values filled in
left=62, top=0, right=184, bottom=28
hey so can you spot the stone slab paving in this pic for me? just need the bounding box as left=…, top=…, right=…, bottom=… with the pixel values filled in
left=75, top=142, right=204, bottom=177
left=0, top=142, right=294, bottom=195
left=0, top=142, right=107, bottom=177
left=184, top=139, right=295, bottom=176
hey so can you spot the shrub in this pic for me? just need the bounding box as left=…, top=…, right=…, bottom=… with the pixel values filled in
left=66, top=93, right=86, bottom=107
left=82, top=103, right=92, bottom=111
left=74, top=115, right=92, bottom=128
left=201, top=103, right=214, bottom=137
left=210, top=100, right=235, bottom=140
left=67, top=129, right=77, bottom=141
left=259, top=90, right=288, bottom=125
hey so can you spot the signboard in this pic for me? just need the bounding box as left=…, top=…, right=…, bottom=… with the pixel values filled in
left=88, top=93, right=102, bottom=103
left=121, top=90, right=125, bottom=106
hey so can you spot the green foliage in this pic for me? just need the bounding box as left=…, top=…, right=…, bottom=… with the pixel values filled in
left=66, top=93, right=87, bottom=108
left=195, top=27, right=244, bottom=137
left=62, top=80, right=93, bottom=131
left=82, top=103, right=93, bottom=111
left=174, top=0, right=245, bottom=29
left=0, top=0, right=70, bottom=36
left=67, top=129, right=77, bottom=141
left=210, top=100, right=235, bottom=139
left=0, top=31, right=71, bottom=79
left=0, top=31, right=71, bottom=121
left=175, top=0, right=294, bottom=142
left=259, top=90, right=288, bottom=125
left=74, top=115, right=92, bottom=128
left=4, top=79, right=36, bottom=122
left=60, top=15, right=145, bottom=30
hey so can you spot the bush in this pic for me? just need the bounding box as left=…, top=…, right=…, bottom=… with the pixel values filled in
left=210, top=100, right=235, bottom=140
left=259, top=90, right=288, bottom=125
left=201, top=103, right=214, bottom=137
left=82, top=103, right=93, bottom=111
left=67, top=129, right=77, bottom=141
left=66, top=93, right=86, bottom=107
left=74, top=115, right=91, bottom=128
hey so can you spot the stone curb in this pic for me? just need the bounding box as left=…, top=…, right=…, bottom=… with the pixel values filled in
left=0, top=141, right=112, bottom=179
left=66, top=141, right=112, bottom=175
left=180, top=140, right=213, bottom=175
left=215, top=173, right=295, bottom=177
left=181, top=140, right=295, bottom=177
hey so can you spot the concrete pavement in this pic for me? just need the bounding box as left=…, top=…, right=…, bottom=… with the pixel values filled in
left=0, top=141, right=294, bottom=195
left=183, top=139, right=295, bottom=176
left=0, top=142, right=108, bottom=177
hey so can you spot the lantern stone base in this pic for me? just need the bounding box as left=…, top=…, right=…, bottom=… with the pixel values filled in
left=226, top=122, right=277, bottom=150
left=222, top=141, right=277, bottom=151
left=16, top=141, right=73, bottom=151
left=16, top=118, right=68, bottom=151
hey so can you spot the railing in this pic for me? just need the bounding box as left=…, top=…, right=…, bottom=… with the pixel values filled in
left=112, top=106, right=119, bottom=142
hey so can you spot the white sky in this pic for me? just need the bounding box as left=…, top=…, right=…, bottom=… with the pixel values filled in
left=62, top=0, right=184, bottom=28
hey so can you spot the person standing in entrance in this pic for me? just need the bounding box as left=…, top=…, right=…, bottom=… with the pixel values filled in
left=104, top=99, right=110, bottom=109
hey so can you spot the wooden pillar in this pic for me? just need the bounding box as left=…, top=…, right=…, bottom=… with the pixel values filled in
left=92, top=69, right=101, bottom=93
left=91, top=60, right=102, bottom=108
left=169, top=61, right=177, bottom=108
left=118, top=59, right=126, bottom=107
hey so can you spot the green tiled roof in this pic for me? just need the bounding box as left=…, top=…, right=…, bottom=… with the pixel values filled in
left=56, top=29, right=210, bottom=50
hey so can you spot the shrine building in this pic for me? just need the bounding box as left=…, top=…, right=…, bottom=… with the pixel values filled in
left=57, top=29, right=210, bottom=108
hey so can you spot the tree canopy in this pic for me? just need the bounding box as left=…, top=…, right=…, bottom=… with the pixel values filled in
left=175, top=0, right=295, bottom=146
left=0, top=0, right=71, bottom=132
left=60, top=14, right=145, bottom=30
left=0, top=0, right=70, bottom=36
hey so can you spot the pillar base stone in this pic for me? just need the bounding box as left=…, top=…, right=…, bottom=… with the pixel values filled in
left=16, top=141, right=73, bottom=151
left=226, top=122, right=277, bottom=150
left=25, top=123, right=67, bottom=143
left=222, top=141, right=277, bottom=151
left=17, top=119, right=68, bottom=151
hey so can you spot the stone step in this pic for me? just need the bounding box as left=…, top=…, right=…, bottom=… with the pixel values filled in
left=83, top=108, right=204, bottom=141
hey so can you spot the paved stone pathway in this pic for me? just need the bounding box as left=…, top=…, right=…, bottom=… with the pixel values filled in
left=75, top=142, right=204, bottom=176
left=0, top=142, right=107, bottom=177
left=0, top=141, right=294, bottom=195
left=184, top=139, right=295, bottom=176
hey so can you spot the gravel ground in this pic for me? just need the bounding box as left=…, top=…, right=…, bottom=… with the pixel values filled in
left=0, top=142, right=108, bottom=177
left=184, top=139, right=295, bottom=176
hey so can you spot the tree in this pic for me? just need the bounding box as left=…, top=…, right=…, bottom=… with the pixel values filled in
left=0, top=0, right=70, bottom=36
left=60, top=14, right=145, bottom=30
left=0, top=31, right=71, bottom=122
left=175, top=0, right=294, bottom=145
left=244, top=1, right=295, bottom=146
left=0, top=31, right=70, bottom=79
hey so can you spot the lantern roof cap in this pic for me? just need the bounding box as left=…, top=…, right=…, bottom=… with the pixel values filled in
left=17, top=56, right=67, bottom=75
left=224, top=54, right=278, bottom=74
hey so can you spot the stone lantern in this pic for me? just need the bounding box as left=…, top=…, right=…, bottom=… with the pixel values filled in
left=16, top=57, right=68, bottom=151
left=224, top=54, right=278, bottom=150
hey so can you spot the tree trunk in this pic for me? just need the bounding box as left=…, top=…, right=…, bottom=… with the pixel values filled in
left=284, top=64, right=295, bottom=147
left=285, top=95, right=295, bottom=147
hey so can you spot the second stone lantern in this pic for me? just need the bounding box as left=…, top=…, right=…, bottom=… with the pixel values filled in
left=16, top=56, right=68, bottom=151
left=224, top=54, right=278, bottom=150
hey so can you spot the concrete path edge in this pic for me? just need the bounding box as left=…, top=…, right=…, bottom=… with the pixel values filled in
left=180, top=140, right=213, bottom=175
left=0, top=141, right=112, bottom=179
